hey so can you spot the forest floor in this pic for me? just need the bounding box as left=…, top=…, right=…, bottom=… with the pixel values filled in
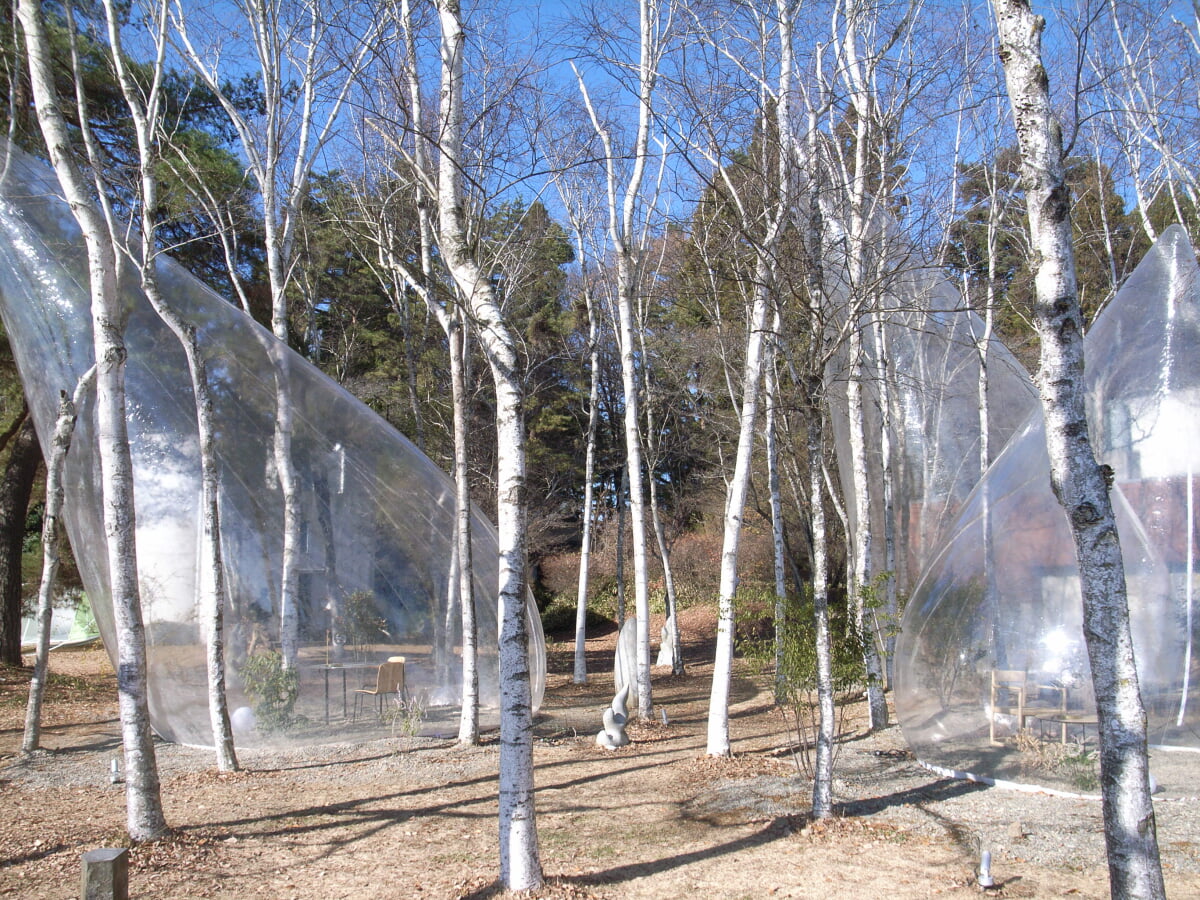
left=4, top=606, right=1200, bottom=899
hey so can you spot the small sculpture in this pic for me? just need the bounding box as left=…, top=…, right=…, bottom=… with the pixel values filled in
left=596, top=684, right=630, bottom=750
left=655, top=615, right=676, bottom=667
left=613, top=618, right=638, bottom=707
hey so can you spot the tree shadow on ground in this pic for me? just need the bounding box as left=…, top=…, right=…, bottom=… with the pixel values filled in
left=456, top=817, right=794, bottom=899
left=835, top=777, right=987, bottom=817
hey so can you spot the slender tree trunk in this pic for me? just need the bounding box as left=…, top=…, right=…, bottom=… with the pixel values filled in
left=435, top=0, right=540, bottom=887
left=704, top=0, right=796, bottom=756
left=451, top=312, right=479, bottom=745
left=191, top=326, right=238, bottom=771
left=647, top=482, right=682, bottom=674
left=706, top=261, right=772, bottom=757
left=102, top=0, right=238, bottom=767
left=0, top=416, right=38, bottom=666
left=636, top=306, right=682, bottom=676
left=838, top=0, right=891, bottom=732
left=846, top=328, right=888, bottom=729
left=23, top=375, right=90, bottom=753
left=574, top=283, right=600, bottom=684
left=615, top=464, right=628, bottom=627
left=273, top=357, right=302, bottom=670
left=803, top=118, right=835, bottom=815
left=574, top=0, right=662, bottom=718
left=993, top=2, right=1164, bottom=895
left=870, top=314, right=898, bottom=688
left=809, top=384, right=835, bottom=819
left=765, top=329, right=787, bottom=702
left=616, top=266, right=653, bottom=719
left=979, top=186, right=1002, bottom=663
left=18, top=0, right=168, bottom=841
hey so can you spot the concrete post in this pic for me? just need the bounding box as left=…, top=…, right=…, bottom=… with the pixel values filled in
left=81, top=847, right=128, bottom=900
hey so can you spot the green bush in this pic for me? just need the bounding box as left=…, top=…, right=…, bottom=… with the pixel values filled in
left=240, top=651, right=301, bottom=732
left=341, top=590, right=388, bottom=652
left=767, top=589, right=869, bottom=778
left=540, top=594, right=612, bottom=636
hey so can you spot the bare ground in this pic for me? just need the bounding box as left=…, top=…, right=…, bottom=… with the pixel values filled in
left=3, top=607, right=1200, bottom=899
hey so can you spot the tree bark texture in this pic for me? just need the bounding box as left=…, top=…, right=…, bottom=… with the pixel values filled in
left=17, top=0, right=168, bottom=841
left=102, top=0, right=238, bottom=769
left=451, top=314, right=479, bottom=746
left=24, top=376, right=89, bottom=753
left=706, top=257, right=773, bottom=757
left=992, top=1, right=1165, bottom=896
left=574, top=275, right=600, bottom=685
left=435, top=0, right=541, bottom=888
left=809, top=387, right=835, bottom=819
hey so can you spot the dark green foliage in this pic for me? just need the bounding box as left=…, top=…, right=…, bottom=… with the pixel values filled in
left=239, top=651, right=301, bottom=732
left=538, top=596, right=610, bottom=638
left=341, top=590, right=388, bottom=652
left=777, top=590, right=867, bottom=777
left=946, top=148, right=1143, bottom=367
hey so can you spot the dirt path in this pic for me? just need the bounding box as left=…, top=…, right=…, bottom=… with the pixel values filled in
left=4, top=612, right=1200, bottom=898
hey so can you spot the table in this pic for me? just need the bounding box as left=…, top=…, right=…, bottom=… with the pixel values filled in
left=1039, top=712, right=1100, bottom=744
left=316, top=662, right=377, bottom=724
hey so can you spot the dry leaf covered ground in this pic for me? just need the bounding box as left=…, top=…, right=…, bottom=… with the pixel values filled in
left=4, top=607, right=1200, bottom=899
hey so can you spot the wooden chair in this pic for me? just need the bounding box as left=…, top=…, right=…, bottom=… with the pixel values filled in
left=989, top=669, right=1026, bottom=745
left=352, top=660, right=406, bottom=721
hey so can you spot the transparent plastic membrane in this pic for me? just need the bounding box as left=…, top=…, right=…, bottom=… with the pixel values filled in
left=0, top=148, right=544, bottom=747
left=825, top=266, right=1036, bottom=590
left=895, top=227, right=1200, bottom=795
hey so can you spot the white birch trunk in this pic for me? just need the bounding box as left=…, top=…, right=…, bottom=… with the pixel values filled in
left=18, top=0, right=168, bottom=840
left=802, top=132, right=836, bottom=814
left=23, top=373, right=92, bottom=753
left=846, top=328, right=887, bottom=729
left=574, top=268, right=600, bottom=684
left=870, top=314, right=898, bottom=689
left=993, top=2, right=1164, bottom=895
left=837, top=0, right=895, bottom=733
left=615, top=464, right=628, bottom=627
left=451, top=312, right=479, bottom=745
left=574, top=0, right=661, bottom=718
left=703, top=0, right=796, bottom=757
left=102, top=0, right=238, bottom=770
left=435, top=1, right=540, bottom=887
left=809, top=386, right=835, bottom=819
left=272, top=349, right=301, bottom=670
left=616, top=266, right=653, bottom=719
left=979, top=180, right=1002, bottom=663
left=706, top=259, right=773, bottom=757
left=648, top=481, right=683, bottom=674
left=765, top=324, right=787, bottom=701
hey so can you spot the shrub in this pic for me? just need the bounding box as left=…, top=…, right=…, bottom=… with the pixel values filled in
left=240, top=651, right=301, bottom=732
left=540, top=594, right=612, bottom=637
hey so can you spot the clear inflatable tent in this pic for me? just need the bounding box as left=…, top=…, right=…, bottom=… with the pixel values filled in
left=0, top=147, right=545, bottom=747
left=820, top=221, right=1037, bottom=595
left=895, top=226, right=1200, bottom=795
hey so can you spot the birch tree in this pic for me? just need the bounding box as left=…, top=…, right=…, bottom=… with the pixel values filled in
left=825, top=0, right=922, bottom=731
left=574, top=0, right=673, bottom=719
left=23, top=372, right=92, bottom=753
left=103, top=0, right=238, bottom=771
left=671, top=0, right=798, bottom=757
left=16, top=0, right=168, bottom=841
left=992, top=1, right=1164, bottom=894
left=170, top=0, right=376, bottom=668
left=553, top=176, right=604, bottom=684
left=434, top=0, right=541, bottom=887
left=339, top=0, right=484, bottom=741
